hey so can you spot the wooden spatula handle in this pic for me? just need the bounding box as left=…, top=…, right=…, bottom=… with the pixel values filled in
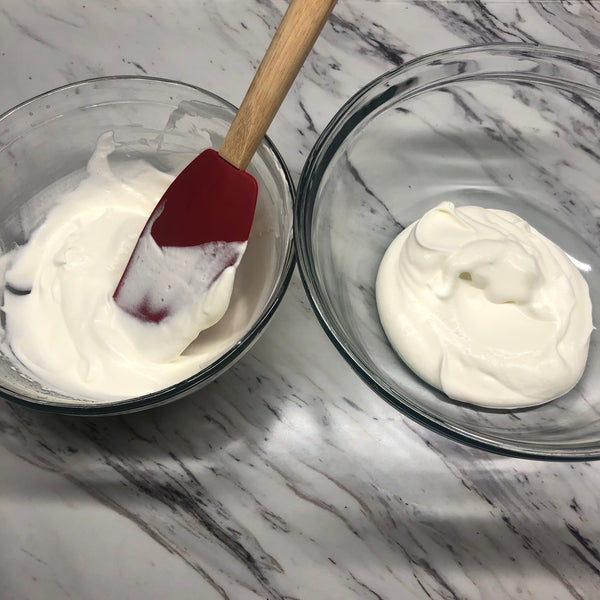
left=219, top=0, right=337, bottom=171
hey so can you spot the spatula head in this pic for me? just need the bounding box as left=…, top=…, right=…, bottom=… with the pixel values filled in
left=113, top=149, right=258, bottom=324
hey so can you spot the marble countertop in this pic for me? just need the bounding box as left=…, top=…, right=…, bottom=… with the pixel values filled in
left=1, top=1, right=600, bottom=599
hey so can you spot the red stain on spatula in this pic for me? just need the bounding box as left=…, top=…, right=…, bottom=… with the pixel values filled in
left=113, top=0, right=337, bottom=326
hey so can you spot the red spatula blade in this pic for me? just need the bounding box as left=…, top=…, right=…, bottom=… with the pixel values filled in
left=113, top=149, right=258, bottom=323
left=150, top=149, right=257, bottom=247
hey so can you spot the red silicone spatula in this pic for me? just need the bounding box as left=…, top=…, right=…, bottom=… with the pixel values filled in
left=113, top=0, right=337, bottom=326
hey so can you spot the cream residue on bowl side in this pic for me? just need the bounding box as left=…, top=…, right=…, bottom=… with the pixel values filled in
left=376, top=202, right=594, bottom=408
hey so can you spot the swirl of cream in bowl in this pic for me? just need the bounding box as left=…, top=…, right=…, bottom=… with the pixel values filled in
left=1, top=134, right=267, bottom=402
left=376, top=202, right=594, bottom=408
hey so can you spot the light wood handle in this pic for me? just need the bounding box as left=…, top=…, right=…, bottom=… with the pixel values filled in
left=219, top=0, right=337, bottom=171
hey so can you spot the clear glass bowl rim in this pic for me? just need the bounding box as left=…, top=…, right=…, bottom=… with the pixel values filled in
left=294, top=43, right=600, bottom=461
left=0, top=75, right=296, bottom=415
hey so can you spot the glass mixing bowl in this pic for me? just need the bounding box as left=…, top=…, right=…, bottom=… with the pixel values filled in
left=295, top=44, right=600, bottom=460
left=0, top=77, right=295, bottom=415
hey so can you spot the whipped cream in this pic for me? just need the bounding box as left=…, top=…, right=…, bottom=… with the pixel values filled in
left=1, top=134, right=261, bottom=401
left=376, top=202, right=593, bottom=408
left=112, top=222, right=246, bottom=362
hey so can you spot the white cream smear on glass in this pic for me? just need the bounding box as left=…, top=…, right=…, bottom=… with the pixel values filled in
left=1, top=134, right=253, bottom=401
left=376, top=202, right=593, bottom=408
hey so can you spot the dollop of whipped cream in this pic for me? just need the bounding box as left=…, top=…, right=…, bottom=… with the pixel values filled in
left=1, top=134, right=243, bottom=401
left=376, top=202, right=593, bottom=408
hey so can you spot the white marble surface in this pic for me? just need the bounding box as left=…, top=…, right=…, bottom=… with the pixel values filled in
left=1, top=1, right=600, bottom=599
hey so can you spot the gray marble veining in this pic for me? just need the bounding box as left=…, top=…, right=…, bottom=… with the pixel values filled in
left=1, top=1, right=600, bottom=599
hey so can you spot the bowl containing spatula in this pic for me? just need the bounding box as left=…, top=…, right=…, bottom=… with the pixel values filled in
left=0, top=0, right=336, bottom=414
